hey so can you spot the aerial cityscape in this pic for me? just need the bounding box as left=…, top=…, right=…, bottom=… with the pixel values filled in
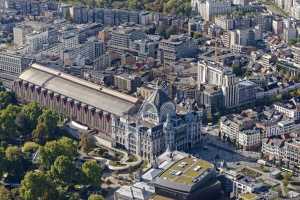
left=0, top=0, right=299, bottom=199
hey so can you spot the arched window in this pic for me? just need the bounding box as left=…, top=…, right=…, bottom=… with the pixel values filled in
left=141, top=103, right=159, bottom=123
left=160, top=102, right=176, bottom=122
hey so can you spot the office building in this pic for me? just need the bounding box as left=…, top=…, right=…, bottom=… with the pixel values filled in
left=159, top=34, right=197, bottom=65
left=108, top=26, right=147, bottom=55
left=197, top=60, right=239, bottom=108
left=152, top=152, right=221, bottom=200
left=113, top=74, right=142, bottom=93
left=0, top=52, right=34, bottom=88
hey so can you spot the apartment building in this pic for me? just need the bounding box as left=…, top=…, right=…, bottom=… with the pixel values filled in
left=159, top=34, right=197, bottom=66
left=274, top=97, right=300, bottom=120
left=238, top=129, right=261, bottom=150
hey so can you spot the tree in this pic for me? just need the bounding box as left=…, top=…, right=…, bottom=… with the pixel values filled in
left=15, top=112, right=28, bottom=134
left=0, top=147, right=7, bottom=178
left=37, top=109, right=59, bottom=135
left=50, top=155, right=77, bottom=185
left=282, top=172, right=292, bottom=187
left=164, top=0, right=176, bottom=14
left=39, top=137, right=77, bottom=169
left=22, top=142, right=39, bottom=154
left=32, top=122, right=48, bottom=145
left=0, top=91, right=16, bottom=109
left=128, top=0, right=139, bottom=9
left=69, top=193, right=81, bottom=200
left=5, top=146, right=27, bottom=181
left=80, top=133, right=95, bottom=153
left=19, top=171, right=59, bottom=200
left=0, top=186, right=12, bottom=200
left=82, top=160, right=102, bottom=188
left=88, top=194, right=104, bottom=200
left=22, top=102, right=42, bottom=132
left=5, top=146, right=22, bottom=161
left=32, top=109, right=59, bottom=144
left=0, top=105, right=21, bottom=142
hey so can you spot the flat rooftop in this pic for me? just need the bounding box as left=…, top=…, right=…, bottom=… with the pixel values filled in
left=159, top=157, right=213, bottom=185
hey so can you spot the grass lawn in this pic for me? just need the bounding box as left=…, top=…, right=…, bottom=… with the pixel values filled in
left=160, top=157, right=213, bottom=185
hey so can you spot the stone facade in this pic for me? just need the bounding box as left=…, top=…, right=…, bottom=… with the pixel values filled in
left=112, top=87, right=203, bottom=162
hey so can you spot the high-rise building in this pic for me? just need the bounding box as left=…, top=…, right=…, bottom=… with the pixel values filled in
left=222, top=72, right=239, bottom=108
left=272, top=18, right=284, bottom=35
left=192, top=0, right=233, bottom=21
left=13, top=26, right=26, bottom=47
left=197, top=60, right=239, bottom=108
left=197, top=60, right=232, bottom=87
left=70, top=5, right=88, bottom=24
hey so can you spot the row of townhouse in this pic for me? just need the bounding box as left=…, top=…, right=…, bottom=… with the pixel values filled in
left=262, top=138, right=300, bottom=168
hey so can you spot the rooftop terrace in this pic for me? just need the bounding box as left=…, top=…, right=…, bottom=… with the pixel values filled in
left=159, top=157, right=214, bottom=185
left=240, top=192, right=257, bottom=200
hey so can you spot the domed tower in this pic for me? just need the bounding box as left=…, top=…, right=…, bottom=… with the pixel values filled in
left=163, top=114, right=175, bottom=151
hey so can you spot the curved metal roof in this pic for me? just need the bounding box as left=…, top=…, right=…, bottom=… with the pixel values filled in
left=18, top=64, right=140, bottom=116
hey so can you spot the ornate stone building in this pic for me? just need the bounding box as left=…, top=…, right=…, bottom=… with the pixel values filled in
left=13, top=64, right=141, bottom=140
left=112, top=87, right=203, bottom=162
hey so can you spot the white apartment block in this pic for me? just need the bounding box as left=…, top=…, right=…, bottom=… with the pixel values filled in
left=238, top=129, right=261, bottom=150
left=274, top=102, right=300, bottom=120
left=284, top=139, right=300, bottom=166
left=257, top=119, right=300, bottom=138
left=262, top=138, right=285, bottom=160
left=262, top=138, right=300, bottom=167
left=25, top=31, right=49, bottom=53
left=192, top=0, right=233, bottom=21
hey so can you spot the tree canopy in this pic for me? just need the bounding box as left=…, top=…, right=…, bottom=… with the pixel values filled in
left=82, top=160, right=102, bottom=188
left=0, top=105, right=21, bottom=142
left=39, top=137, right=77, bottom=169
left=50, top=155, right=77, bottom=185
left=0, top=186, right=13, bottom=200
left=19, top=171, right=59, bottom=200
left=79, top=132, right=95, bottom=153
left=32, top=109, right=59, bottom=144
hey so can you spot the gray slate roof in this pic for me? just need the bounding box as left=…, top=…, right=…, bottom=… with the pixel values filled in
left=147, top=88, right=171, bottom=111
